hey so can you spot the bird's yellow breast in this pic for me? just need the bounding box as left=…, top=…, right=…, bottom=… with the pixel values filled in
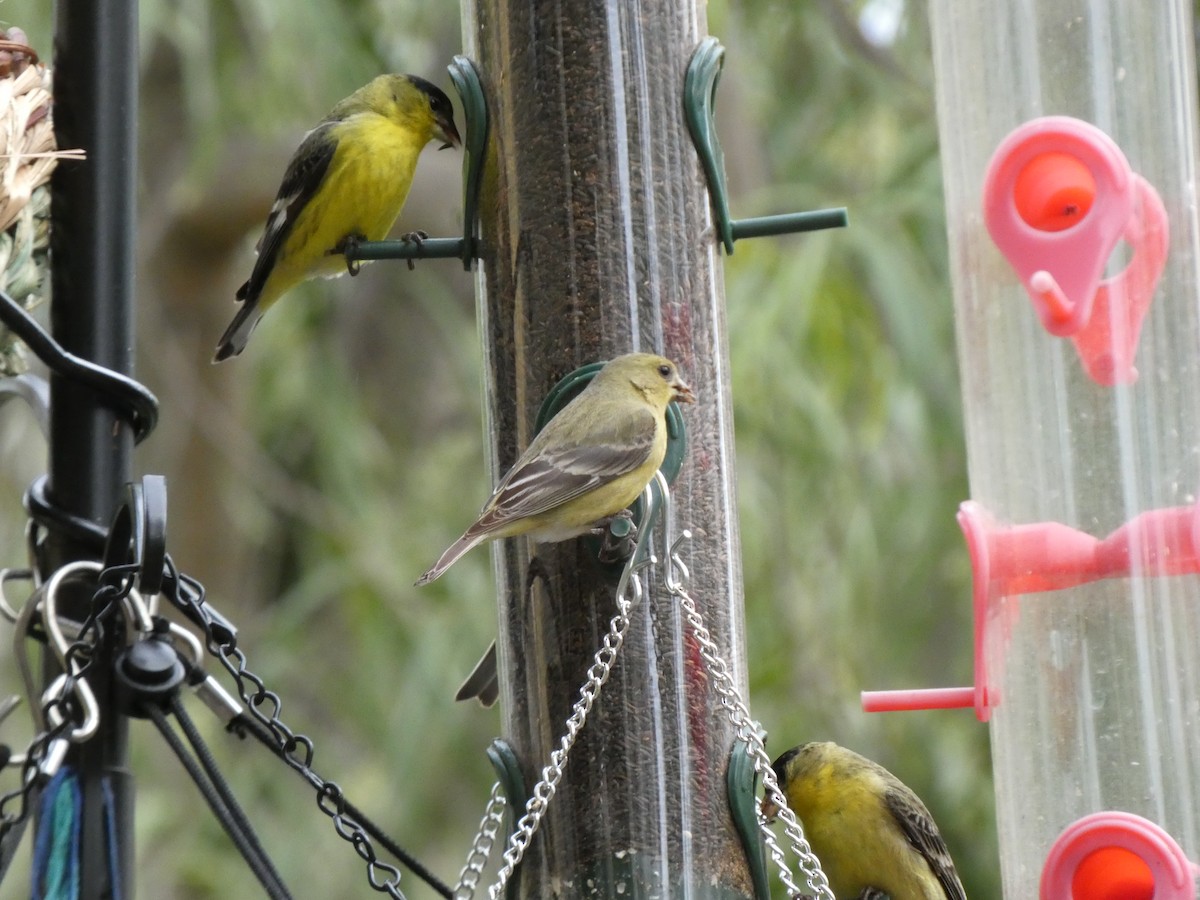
left=261, top=113, right=427, bottom=304
left=791, top=765, right=948, bottom=900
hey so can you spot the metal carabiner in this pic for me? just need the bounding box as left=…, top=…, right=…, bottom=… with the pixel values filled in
left=42, top=670, right=100, bottom=743
left=38, top=558, right=150, bottom=659
left=119, top=582, right=155, bottom=640
left=0, top=695, right=27, bottom=769
left=24, top=519, right=44, bottom=590
left=40, top=559, right=102, bottom=672
left=164, top=620, right=203, bottom=669
left=36, top=560, right=110, bottom=744
left=0, top=694, right=20, bottom=728
left=0, top=567, right=33, bottom=623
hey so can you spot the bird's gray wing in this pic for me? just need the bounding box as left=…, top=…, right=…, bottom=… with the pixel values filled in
left=884, top=787, right=967, bottom=900
left=472, top=404, right=657, bottom=530
left=238, top=121, right=339, bottom=302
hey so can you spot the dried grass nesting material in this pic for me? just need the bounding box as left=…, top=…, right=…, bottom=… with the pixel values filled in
left=0, top=28, right=84, bottom=375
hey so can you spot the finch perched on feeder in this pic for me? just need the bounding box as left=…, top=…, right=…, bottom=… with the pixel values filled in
left=416, top=352, right=695, bottom=587
left=214, top=74, right=460, bottom=362
left=765, top=741, right=967, bottom=900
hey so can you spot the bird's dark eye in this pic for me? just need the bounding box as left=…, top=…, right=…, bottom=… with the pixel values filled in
left=658, top=364, right=672, bottom=378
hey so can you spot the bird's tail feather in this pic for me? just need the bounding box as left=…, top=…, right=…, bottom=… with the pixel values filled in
left=415, top=531, right=486, bottom=586
left=213, top=295, right=260, bottom=363
left=455, top=641, right=498, bottom=706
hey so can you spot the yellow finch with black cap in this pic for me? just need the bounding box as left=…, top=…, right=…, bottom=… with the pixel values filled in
left=214, top=74, right=460, bottom=362
left=417, top=352, right=694, bottom=587
left=766, top=741, right=967, bottom=900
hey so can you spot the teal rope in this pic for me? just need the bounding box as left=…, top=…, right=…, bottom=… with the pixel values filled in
left=32, top=768, right=81, bottom=900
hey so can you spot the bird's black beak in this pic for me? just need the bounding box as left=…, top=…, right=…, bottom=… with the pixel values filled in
left=436, top=116, right=462, bottom=151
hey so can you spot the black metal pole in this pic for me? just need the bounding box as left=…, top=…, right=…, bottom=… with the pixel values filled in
left=45, top=0, right=139, bottom=895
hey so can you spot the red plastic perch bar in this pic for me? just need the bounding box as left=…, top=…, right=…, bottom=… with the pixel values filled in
left=863, top=502, right=1200, bottom=721
left=860, top=687, right=975, bottom=713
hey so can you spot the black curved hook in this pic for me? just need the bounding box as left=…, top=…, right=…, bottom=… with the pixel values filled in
left=0, top=288, right=158, bottom=442
left=102, top=475, right=168, bottom=597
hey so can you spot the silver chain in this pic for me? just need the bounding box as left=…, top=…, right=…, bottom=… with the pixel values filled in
left=656, top=472, right=834, bottom=900
left=453, top=782, right=507, bottom=899
left=480, top=482, right=661, bottom=900
left=464, top=473, right=833, bottom=900
left=484, top=563, right=648, bottom=898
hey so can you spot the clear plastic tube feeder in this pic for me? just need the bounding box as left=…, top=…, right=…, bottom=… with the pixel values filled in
left=873, top=2, right=1200, bottom=898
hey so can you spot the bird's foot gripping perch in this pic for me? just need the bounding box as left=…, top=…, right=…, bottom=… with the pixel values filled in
left=399, top=230, right=429, bottom=270
left=331, top=232, right=369, bottom=276
left=596, top=509, right=638, bottom=565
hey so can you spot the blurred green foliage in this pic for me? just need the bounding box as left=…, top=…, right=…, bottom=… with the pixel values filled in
left=0, top=0, right=997, bottom=897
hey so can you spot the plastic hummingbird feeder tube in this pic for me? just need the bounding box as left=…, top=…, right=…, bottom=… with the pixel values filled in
left=930, top=1, right=1200, bottom=897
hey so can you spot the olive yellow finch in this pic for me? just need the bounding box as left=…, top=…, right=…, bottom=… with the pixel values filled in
left=766, top=742, right=967, bottom=900
left=417, top=352, right=694, bottom=586
left=214, top=74, right=460, bottom=362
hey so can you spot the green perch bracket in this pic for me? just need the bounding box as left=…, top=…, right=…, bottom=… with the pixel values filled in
left=486, top=738, right=526, bottom=900
left=727, top=734, right=772, bottom=900
left=685, top=37, right=848, bottom=254
left=448, top=54, right=489, bottom=267
left=346, top=55, right=489, bottom=271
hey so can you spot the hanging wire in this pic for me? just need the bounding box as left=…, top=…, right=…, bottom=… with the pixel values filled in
left=1, top=519, right=453, bottom=898
left=160, top=557, right=436, bottom=900
left=144, top=702, right=292, bottom=900
left=230, top=710, right=455, bottom=900
left=484, top=567, right=647, bottom=899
